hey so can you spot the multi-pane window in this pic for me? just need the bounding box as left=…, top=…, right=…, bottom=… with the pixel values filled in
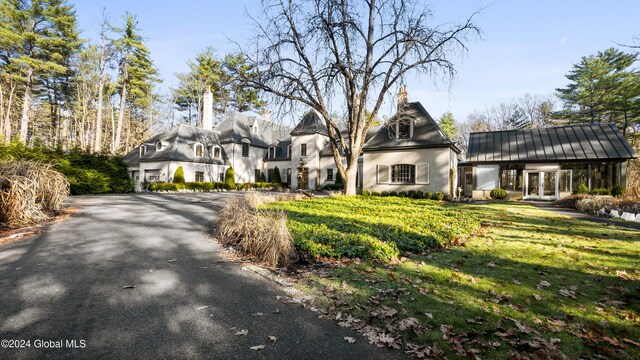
left=268, top=146, right=276, bottom=159
left=391, top=164, right=415, bottom=183
left=397, top=119, right=411, bottom=139
left=213, top=146, right=221, bottom=159
left=219, top=172, right=225, bottom=181
left=559, top=170, right=572, bottom=192
left=194, top=144, right=203, bottom=157
left=255, top=169, right=261, bottom=182
left=301, top=144, right=307, bottom=156
left=326, top=169, right=334, bottom=181
left=242, top=143, right=249, bottom=157
left=267, top=169, right=274, bottom=182
left=146, top=169, right=161, bottom=182
left=195, top=171, right=204, bottom=182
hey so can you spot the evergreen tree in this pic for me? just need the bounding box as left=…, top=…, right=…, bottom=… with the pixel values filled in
left=113, top=13, right=158, bottom=153
left=438, top=112, right=458, bottom=140
left=222, top=53, right=265, bottom=112
left=173, top=166, right=185, bottom=184
left=0, top=0, right=82, bottom=143
left=224, top=166, right=235, bottom=189
left=272, top=166, right=282, bottom=184
left=556, top=48, right=640, bottom=135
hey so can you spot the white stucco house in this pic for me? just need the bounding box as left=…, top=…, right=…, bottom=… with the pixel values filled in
left=123, top=87, right=461, bottom=196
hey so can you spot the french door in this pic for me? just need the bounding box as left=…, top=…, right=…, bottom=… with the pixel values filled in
left=524, top=171, right=557, bottom=200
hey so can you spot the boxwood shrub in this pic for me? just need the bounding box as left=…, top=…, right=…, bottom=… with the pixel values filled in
left=490, top=188, right=507, bottom=199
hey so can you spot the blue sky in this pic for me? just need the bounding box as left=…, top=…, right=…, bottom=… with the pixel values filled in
left=73, top=0, right=640, bottom=123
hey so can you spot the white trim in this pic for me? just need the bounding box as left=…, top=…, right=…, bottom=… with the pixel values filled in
left=212, top=145, right=221, bottom=160
left=193, top=143, right=204, bottom=157
left=155, top=141, right=162, bottom=151
left=139, top=145, right=146, bottom=157
left=268, top=145, right=276, bottom=159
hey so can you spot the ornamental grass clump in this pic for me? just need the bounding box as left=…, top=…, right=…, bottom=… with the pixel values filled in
left=217, top=193, right=299, bottom=266
left=0, top=160, right=69, bottom=227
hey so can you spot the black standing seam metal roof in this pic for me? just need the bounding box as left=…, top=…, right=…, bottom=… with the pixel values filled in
left=466, top=123, right=637, bottom=163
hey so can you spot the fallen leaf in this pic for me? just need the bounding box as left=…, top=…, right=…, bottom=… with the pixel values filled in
left=122, top=285, right=136, bottom=289
left=512, top=279, right=521, bottom=285
left=268, top=336, right=277, bottom=343
left=487, top=262, right=496, bottom=268
left=252, top=312, right=264, bottom=316
left=533, top=294, right=542, bottom=301
left=249, top=345, right=264, bottom=350
left=197, top=306, right=209, bottom=310
left=273, top=308, right=280, bottom=314
left=235, top=329, right=248, bottom=336
left=344, top=336, right=356, bottom=343
left=536, top=280, right=551, bottom=290
left=167, top=259, right=177, bottom=262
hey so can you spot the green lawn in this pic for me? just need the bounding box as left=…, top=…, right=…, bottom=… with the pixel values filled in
left=266, top=197, right=640, bottom=359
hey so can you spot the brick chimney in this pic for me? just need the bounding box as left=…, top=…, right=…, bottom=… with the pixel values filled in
left=397, top=85, right=408, bottom=110
left=202, top=86, right=213, bottom=130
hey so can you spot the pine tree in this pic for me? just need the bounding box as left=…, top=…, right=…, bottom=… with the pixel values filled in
left=556, top=48, right=640, bottom=133
left=113, top=13, right=158, bottom=153
left=438, top=112, right=458, bottom=140
left=0, top=0, right=81, bottom=143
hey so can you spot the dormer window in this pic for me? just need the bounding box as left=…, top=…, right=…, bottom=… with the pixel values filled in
left=213, top=146, right=221, bottom=160
left=194, top=143, right=203, bottom=157
left=268, top=146, right=276, bottom=159
left=287, top=144, right=291, bottom=158
left=139, top=145, right=147, bottom=157
left=156, top=141, right=162, bottom=151
left=396, top=118, right=413, bottom=139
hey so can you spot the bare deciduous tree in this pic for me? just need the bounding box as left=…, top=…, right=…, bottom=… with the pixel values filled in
left=241, top=0, right=480, bottom=194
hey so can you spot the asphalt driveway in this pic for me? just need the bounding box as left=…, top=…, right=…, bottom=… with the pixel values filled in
left=0, top=193, right=403, bottom=359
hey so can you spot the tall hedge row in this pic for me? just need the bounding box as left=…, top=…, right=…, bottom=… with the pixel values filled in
left=0, top=141, right=134, bottom=195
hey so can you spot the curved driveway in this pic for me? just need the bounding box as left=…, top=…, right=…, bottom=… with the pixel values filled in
left=0, top=193, right=403, bottom=359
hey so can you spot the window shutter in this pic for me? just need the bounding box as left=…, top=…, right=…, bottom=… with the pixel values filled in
left=377, top=165, right=390, bottom=184
left=416, top=163, right=429, bottom=184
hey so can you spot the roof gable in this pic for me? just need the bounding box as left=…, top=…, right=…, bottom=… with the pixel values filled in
left=363, top=102, right=457, bottom=151
left=290, top=109, right=328, bottom=136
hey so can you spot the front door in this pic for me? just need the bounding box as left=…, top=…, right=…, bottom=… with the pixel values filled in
left=524, top=171, right=558, bottom=200
left=298, top=167, right=309, bottom=190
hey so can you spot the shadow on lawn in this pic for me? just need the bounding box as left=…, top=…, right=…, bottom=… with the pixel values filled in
left=291, top=201, right=640, bottom=358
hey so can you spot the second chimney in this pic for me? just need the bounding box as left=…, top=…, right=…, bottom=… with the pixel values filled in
left=202, top=87, right=213, bottom=130
left=397, top=85, right=408, bottom=110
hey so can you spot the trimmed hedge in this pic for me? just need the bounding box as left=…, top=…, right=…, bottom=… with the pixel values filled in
left=0, top=141, right=133, bottom=195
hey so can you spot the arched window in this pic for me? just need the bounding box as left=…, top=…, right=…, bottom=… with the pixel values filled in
left=268, top=146, right=276, bottom=159
left=391, top=164, right=415, bottom=183
left=396, top=118, right=413, bottom=139
left=156, top=141, right=162, bottom=151
left=194, top=143, right=203, bottom=157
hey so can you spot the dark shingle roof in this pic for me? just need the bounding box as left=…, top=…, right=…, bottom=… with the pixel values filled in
left=123, top=125, right=226, bottom=165
left=290, top=110, right=328, bottom=136
left=215, top=112, right=291, bottom=148
left=363, top=102, right=458, bottom=152
left=466, top=123, right=637, bottom=163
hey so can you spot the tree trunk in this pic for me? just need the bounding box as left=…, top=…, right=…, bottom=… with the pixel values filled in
left=343, top=164, right=359, bottom=195
left=114, top=82, right=127, bottom=153
left=18, top=68, right=34, bottom=143
left=94, top=81, right=104, bottom=152
left=2, top=82, right=15, bottom=143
